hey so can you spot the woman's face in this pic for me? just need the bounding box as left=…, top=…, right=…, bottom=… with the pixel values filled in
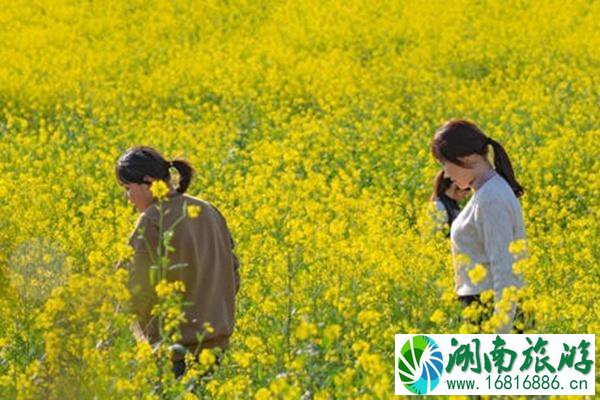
left=440, top=154, right=480, bottom=190
left=122, top=180, right=154, bottom=213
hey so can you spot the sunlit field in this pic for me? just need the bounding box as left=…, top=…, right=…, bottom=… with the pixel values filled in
left=0, top=0, right=598, bottom=398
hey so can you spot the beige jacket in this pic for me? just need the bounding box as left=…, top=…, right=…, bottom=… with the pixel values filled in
left=127, top=191, right=240, bottom=361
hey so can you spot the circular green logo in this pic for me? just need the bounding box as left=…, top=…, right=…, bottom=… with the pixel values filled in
left=397, top=335, right=444, bottom=394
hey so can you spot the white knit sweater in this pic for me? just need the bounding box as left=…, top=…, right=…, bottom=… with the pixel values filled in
left=450, top=171, right=526, bottom=332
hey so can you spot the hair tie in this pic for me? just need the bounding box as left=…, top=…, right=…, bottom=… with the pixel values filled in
left=486, top=142, right=495, bottom=168
left=486, top=137, right=494, bottom=145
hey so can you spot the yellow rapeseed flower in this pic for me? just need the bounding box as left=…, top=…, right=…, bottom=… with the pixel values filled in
left=150, top=180, right=169, bottom=200
left=199, top=348, right=216, bottom=366
left=233, top=351, right=253, bottom=368
left=186, top=204, right=202, bottom=218
left=294, top=322, right=317, bottom=340
left=468, top=264, right=488, bottom=285
left=323, top=324, right=341, bottom=341
left=430, top=309, right=446, bottom=325
left=254, top=388, right=271, bottom=400
left=480, top=289, right=495, bottom=304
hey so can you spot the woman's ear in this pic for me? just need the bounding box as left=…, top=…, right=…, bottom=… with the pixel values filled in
left=141, top=175, right=155, bottom=186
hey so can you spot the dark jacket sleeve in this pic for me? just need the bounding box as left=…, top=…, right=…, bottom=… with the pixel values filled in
left=127, top=212, right=160, bottom=337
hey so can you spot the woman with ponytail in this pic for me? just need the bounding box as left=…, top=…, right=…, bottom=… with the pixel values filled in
left=115, top=146, right=240, bottom=377
left=431, top=120, right=527, bottom=333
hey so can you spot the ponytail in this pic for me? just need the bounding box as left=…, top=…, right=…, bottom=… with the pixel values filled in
left=488, top=138, right=524, bottom=198
left=170, top=159, right=194, bottom=193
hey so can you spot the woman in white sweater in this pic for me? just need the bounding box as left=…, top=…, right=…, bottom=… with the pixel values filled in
left=431, top=119, right=527, bottom=333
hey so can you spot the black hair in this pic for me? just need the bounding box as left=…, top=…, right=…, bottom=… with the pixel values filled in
left=431, top=119, right=524, bottom=197
left=430, top=169, right=454, bottom=202
left=115, top=146, right=194, bottom=194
